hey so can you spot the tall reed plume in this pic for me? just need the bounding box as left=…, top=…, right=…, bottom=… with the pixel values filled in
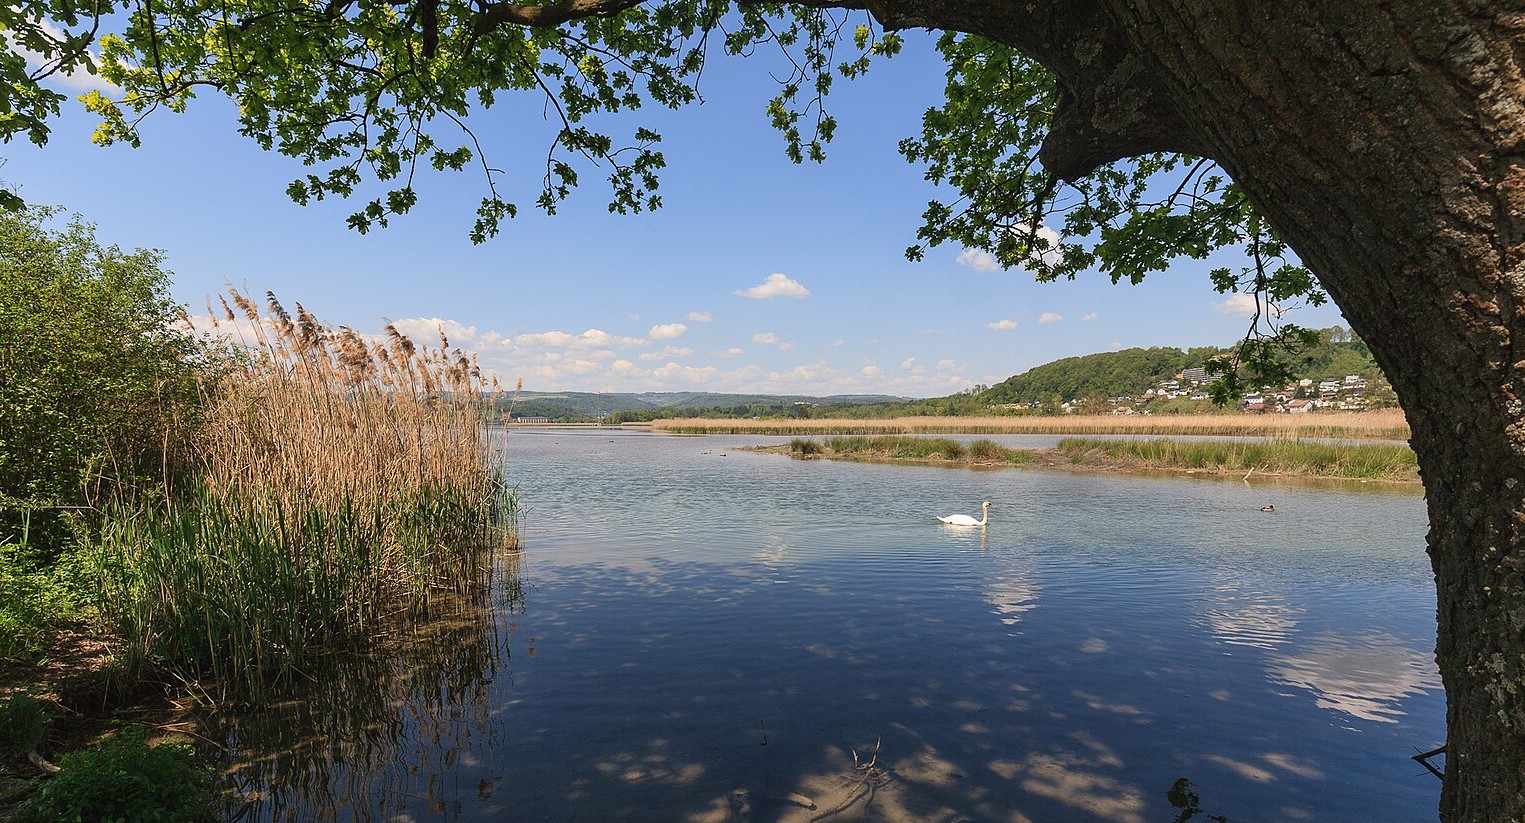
left=197, top=290, right=500, bottom=521
left=99, top=289, right=517, bottom=691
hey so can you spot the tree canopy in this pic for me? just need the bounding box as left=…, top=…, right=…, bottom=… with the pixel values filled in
left=4, top=1, right=1322, bottom=384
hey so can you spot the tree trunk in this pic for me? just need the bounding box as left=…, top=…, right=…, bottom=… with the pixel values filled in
left=1112, top=8, right=1525, bottom=819
left=890, top=2, right=1525, bottom=820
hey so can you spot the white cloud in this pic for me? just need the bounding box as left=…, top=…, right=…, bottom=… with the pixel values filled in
left=767, top=361, right=839, bottom=385
left=194, top=309, right=1025, bottom=396
left=832, top=338, right=845, bottom=347
left=638, top=346, right=694, bottom=361
left=562, top=358, right=603, bottom=375
left=1082, top=312, right=1099, bottom=322
left=186, top=313, right=271, bottom=347
left=1010, top=223, right=1064, bottom=268
left=648, top=322, right=687, bottom=341
left=1038, top=312, right=1064, bottom=325
left=955, top=249, right=1001, bottom=273
left=512, top=328, right=642, bottom=350
left=627, top=313, right=641, bottom=322
left=736, top=272, right=810, bottom=299
left=514, top=330, right=575, bottom=348
left=1109, top=341, right=1123, bottom=350
left=1214, top=293, right=1285, bottom=318
left=687, top=310, right=713, bottom=323
left=390, top=317, right=482, bottom=347
left=988, top=319, right=1017, bottom=331
left=652, top=363, right=721, bottom=383
left=751, top=332, right=797, bottom=352
left=6, top=20, right=119, bottom=94
left=1215, top=293, right=1257, bottom=316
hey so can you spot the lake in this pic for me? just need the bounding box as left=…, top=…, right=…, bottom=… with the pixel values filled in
left=214, top=427, right=1443, bottom=822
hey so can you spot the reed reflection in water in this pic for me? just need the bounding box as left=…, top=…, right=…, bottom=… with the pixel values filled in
left=210, top=550, right=524, bottom=823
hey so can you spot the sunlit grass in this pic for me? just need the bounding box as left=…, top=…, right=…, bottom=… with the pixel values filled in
left=827, top=435, right=968, bottom=460
left=1056, top=437, right=1418, bottom=480
left=781, top=433, right=1415, bottom=480
left=788, top=436, right=1038, bottom=466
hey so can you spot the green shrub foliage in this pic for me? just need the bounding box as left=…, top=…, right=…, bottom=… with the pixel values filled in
left=18, top=727, right=216, bottom=823
left=0, top=206, right=204, bottom=557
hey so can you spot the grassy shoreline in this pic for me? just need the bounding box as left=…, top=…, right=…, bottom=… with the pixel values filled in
left=648, top=410, right=1411, bottom=440
left=766, top=434, right=1420, bottom=483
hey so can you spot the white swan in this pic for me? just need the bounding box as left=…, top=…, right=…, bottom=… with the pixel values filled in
left=938, top=501, right=992, bottom=526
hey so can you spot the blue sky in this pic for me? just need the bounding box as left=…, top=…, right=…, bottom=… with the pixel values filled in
left=8, top=29, right=1346, bottom=397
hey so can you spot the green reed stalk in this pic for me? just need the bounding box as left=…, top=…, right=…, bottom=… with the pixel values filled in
left=96, top=481, right=518, bottom=691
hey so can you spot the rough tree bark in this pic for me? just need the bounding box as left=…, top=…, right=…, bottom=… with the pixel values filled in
left=857, top=2, right=1523, bottom=819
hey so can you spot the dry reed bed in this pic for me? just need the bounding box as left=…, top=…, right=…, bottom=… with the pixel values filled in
left=97, top=289, right=517, bottom=690
left=196, top=289, right=500, bottom=528
left=652, top=410, right=1410, bottom=440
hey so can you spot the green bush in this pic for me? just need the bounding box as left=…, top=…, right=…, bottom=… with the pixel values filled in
left=0, top=535, right=78, bottom=659
left=17, top=728, right=216, bottom=823
left=0, top=693, right=48, bottom=762
left=0, top=206, right=207, bottom=558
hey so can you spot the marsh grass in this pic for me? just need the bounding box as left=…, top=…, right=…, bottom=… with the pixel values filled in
left=788, top=436, right=1037, bottom=466
left=95, top=290, right=517, bottom=690
left=828, top=436, right=968, bottom=460
left=789, top=438, right=823, bottom=456
left=783, top=434, right=1410, bottom=479
left=653, top=411, right=1410, bottom=440
left=1057, top=437, right=1418, bottom=480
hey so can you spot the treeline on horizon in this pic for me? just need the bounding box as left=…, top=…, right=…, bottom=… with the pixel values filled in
left=496, top=327, right=1387, bottom=423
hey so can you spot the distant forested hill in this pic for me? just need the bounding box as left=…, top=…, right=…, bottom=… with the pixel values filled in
left=493, top=391, right=911, bottom=421
left=976, top=327, right=1383, bottom=406
left=979, top=347, right=1214, bottom=405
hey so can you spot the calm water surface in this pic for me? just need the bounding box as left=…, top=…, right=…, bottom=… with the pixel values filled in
left=217, top=428, right=1442, bottom=823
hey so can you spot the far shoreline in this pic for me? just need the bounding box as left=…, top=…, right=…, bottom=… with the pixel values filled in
left=644, top=410, right=1410, bottom=441
left=741, top=435, right=1422, bottom=487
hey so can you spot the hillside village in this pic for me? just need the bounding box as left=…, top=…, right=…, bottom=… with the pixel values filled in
left=1008, top=366, right=1397, bottom=415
